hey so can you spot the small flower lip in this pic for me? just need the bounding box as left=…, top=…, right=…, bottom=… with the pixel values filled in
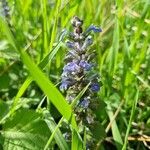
left=79, top=97, right=90, bottom=109
left=79, top=60, right=92, bottom=71
left=89, top=25, right=102, bottom=32
left=64, top=51, right=80, bottom=61
left=60, top=78, right=76, bottom=91
left=90, top=82, right=100, bottom=92
left=86, top=36, right=93, bottom=44
left=76, top=21, right=82, bottom=27
left=84, top=25, right=102, bottom=35
left=63, top=62, right=80, bottom=72
left=60, top=81, right=68, bottom=91
left=66, top=41, right=83, bottom=52
left=66, top=41, right=75, bottom=48
left=82, top=36, right=93, bottom=50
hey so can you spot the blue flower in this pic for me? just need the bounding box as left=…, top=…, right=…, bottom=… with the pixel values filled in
left=82, top=36, right=93, bottom=50
left=79, top=60, right=92, bottom=71
left=60, top=81, right=68, bottom=91
left=66, top=41, right=75, bottom=48
left=85, top=36, right=93, bottom=45
left=60, top=77, right=76, bottom=91
left=84, top=25, right=102, bottom=35
left=63, top=62, right=80, bottom=72
left=90, top=83, right=100, bottom=92
left=80, top=97, right=90, bottom=109
left=65, top=50, right=79, bottom=61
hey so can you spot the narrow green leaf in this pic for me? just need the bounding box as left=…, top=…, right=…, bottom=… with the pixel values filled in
left=71, top=129, right=83, bottom=150
left=43, top=111, right=69, bottom=150
left=49, top=0, right=61, bottom=51
left=0, top=101, right=9, bottom=122
left=107, top=105, right=123, bottom=150
left=122, top=89, right=139, bottom=150
left=20, top=50, right=77, bottom=130
left=109, top=17, right=119, bottom=77
left=41, top=0, right=48, bottom=56
left=0, top=16, right=17, bottom=51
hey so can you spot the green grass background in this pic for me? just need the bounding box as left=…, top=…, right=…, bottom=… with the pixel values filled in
left=0, top=0, right=150, bottom=149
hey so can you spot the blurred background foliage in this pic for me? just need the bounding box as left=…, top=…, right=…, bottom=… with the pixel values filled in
left=0, top=0, right=150, bottom=149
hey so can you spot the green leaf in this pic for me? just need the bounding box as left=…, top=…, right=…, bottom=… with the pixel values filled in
left=0, top=73, right=10, bottom=90
left=108, top=17, right=119, bottom=77
left=1, top=108, right=51, bottom=150
left=0, top=134, right=4, bottom=149
left=122, top=90, right=139, bottom=150
left=71, top=129, right=83, bottom=150
left=107, top=104, right=123, bottom=150
left=43, top=111, right=69, bottom=150
left=0, top=99, right=9, bottom=125
left=92, top=122, right=106, bottom=140
left=0, top=17, right=17, bottom=52
left=41, top=0, right=48, bottom=56
left=0, top=101, right=9, bottom=121
left=20, top=50, right=77, bottom=130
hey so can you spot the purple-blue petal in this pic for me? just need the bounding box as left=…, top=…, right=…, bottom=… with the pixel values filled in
left=80, top=98, right=90, bottom=108
left=90, top=83, right=100, bottom=92
left=63, top=62, right=80, bottom=72
left=79, top=60, right=92, bottom=71
left=86, top=36, right=93, bottom=45
left=60, top=82, right=68, bottom=91
left=82, top=36, right=93, bottom=49
left=85, top=25, right=102, bottom=34
left=66, top=41, right=74, bottom=48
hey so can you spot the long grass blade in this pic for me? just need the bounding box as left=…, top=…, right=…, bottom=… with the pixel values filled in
left=122, top=89, right=139, bottom=150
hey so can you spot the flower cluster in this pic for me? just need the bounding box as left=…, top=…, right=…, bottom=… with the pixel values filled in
left=1, top=0, right=10, bottom=20
left=60, top=16, right=102, bottom=147
left=1, top=0, right=12, bottom=28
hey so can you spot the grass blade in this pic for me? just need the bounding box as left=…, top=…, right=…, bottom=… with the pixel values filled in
left=107, top=104, right=123, bottom=150
left=71, top=129, right=83, bottom=150
left=122, top=89, right=139, bottom=150
left=108, top=17, right=119, bottom=77
left=43, top=111, right=69, bottom=150
left=20, top=49, right=77, bottom=129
